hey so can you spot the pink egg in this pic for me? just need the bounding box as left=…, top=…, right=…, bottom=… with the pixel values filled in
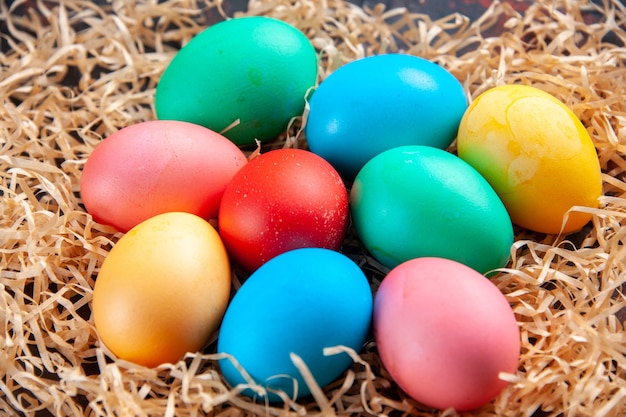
left=373, top=257, right=520, bottom=411
left=80, top=120, right=247, bottom=232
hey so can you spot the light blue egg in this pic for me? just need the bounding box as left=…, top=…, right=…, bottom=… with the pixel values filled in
left=305, top=53, right=468, bottom=179
left=217, top=248, right=373, bottom=401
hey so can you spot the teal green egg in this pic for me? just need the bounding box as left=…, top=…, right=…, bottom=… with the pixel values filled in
left=350, top=145, right=513, bottom=275
left=155, top=16, right=318, bottom=146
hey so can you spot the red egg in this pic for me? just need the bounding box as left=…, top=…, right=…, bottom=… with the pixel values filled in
left=218, top=148, right=349, bottom=272
left=374, top=257, right=520, bottom=411
left=80, top=120, right=247, bottom=232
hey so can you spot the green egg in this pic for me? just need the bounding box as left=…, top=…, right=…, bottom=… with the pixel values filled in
left=155, top=17, right=318, bottom=146
left=350, top=145, right=513, bottom=275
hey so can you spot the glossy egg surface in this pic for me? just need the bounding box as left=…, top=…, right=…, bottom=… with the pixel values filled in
left=92, top=212, right=231, bottom=367
left=155, top=16, right=318, bottom=146
left=80, top=120, right=247, bottom=233
left=218, top=248, right=373, bottom=401
left=218, top=148, right=349, bottom=272
left=374, top=257, right=520, bottom=411
left=457, top=84, right=602, bottom=234
left=350, top=145, right=513, bottom=274
left=305, top=53, right=467, bottom=178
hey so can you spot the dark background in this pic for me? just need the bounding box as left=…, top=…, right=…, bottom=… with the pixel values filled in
left=217, top=0, right=532, bottom=21
left=1, top=0, right=534, bottom=54
left=3, top=0, right=617, bottom=54
left=4, top=0, right=618, bottom=55
left=2, top=0, right=530, bottom=18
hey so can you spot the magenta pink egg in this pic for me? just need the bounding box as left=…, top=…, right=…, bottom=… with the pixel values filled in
left=373, top=257, right=520, bottom=411
left=80, top=120, right=247, bottom=232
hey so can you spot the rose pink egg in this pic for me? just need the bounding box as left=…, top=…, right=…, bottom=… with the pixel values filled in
left=373, top=257, right=520, bottom=411
left=80, top=120, right=247, bottom=232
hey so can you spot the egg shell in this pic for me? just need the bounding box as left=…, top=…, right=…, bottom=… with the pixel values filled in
left=218, top=148, right=349, bottom=272
left=374, top=257, right=520, bottom=411
left=217, top=248, right=373, bottom=401
left=305, top=53, right=468, bottom=179
left=350, top=145, right=513, bottom=274
left=92, top=212, right=231, bottom=368
left=80, top=120, right=247, bottom=233
left=457, top=84, right=603, bottom=234
left=155, top=16, right=318, bottom=146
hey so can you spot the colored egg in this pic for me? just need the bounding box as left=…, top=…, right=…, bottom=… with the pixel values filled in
left=350, top=145, right=513, bottom=274
left=155, top=16, right=318, bottom=146
left=374, top=257, right=520, bottom=411
left=457, top=84, right=603, bottom=234
left=218, top=248, right=372, bottom=401
left=92, top=212, right=231, bottom=368
left=80, top=120, right=247, bottom=233
left=218, top=148, right=349, bottom=272
left=305, top=53, right=468, bottom=179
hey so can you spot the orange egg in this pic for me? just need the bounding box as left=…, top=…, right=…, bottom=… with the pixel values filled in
left=457, top=84, right=602, bottom=234
left=92, top=212, right=231, bottom=367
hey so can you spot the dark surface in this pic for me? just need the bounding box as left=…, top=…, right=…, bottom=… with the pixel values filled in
left=2, top=0, right=515, bottom=17
left=4, top=0, right=614, bottom=55
left=1, top=0, right=534, bottom=53
left=0, top=0, right=623, bottom=52
left=352, top=0, right=530, bottom=19
left=217, top=0, right=533, bottom=20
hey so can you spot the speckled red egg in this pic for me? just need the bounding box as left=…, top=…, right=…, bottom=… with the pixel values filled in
left=374, top=257, right=520, bottom=411
left=80, top=120, right=247, bottom=232
left=218, top=148, right=349, bottom=272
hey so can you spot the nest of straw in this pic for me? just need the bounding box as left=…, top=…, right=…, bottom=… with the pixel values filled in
left=1, top=0, right=625, bottom=416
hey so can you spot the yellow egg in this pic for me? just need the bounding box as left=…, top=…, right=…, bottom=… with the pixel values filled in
left=457, top=84, right=602, bottom=234
left=93, top=212, right=231, bottom=367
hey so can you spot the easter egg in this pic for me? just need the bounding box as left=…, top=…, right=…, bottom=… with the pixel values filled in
left=80, top=120, right=247, bottom=233
left=305, top=53, right=467, bottom=179
left=374, top=257, right=520, bottom=411
left=350, top=145, right=513, bottom=274
left=92, top=212, right=231, bottom=368
left=457, top=84, right=603, bottom=234
left=218, top=148, right=349, bottom=272
left=155, top=16, right=318, bottom=146
left=218, top=248, right=372, bottom=401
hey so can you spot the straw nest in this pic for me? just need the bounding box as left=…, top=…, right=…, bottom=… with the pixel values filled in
left=1, top=0, right=625, bottom=416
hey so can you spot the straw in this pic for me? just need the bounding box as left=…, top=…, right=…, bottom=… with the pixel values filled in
left=1, top=0, right=625, bottom=416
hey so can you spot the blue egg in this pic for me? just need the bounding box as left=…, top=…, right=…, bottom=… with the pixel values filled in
left=305, top=53, right=468, bottom=179
left=217, top=248, right=373, bottom=401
